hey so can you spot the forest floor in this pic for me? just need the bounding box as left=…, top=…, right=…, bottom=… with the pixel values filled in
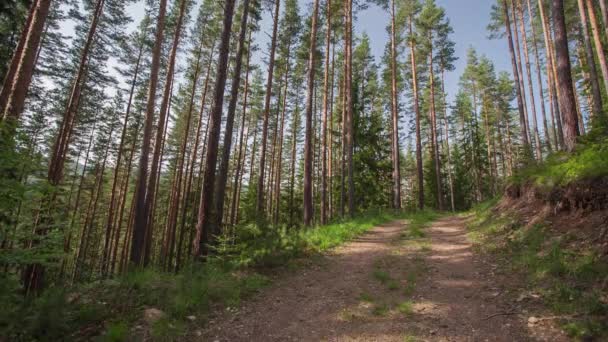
left=201, top=217, right=570, bottom=341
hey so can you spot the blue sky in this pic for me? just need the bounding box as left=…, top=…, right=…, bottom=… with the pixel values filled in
left=250, top=0, right=511, bottom=105
left=104, top=0, right=513, bottom=111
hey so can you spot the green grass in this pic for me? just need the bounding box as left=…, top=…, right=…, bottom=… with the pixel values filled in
left=2, top=210, right=430, bottom=340
left=397, top=301, right=414, bottom=316
left=509, top=139, right=608, bottom=188
left=372, top=303, right=389, bottom=316
left=467, top=201, right=608, bottom=340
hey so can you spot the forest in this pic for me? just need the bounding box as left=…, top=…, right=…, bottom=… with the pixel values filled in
left=0, top=0, right=607, bottom=340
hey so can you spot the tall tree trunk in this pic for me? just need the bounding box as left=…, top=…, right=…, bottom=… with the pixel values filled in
left=256, top=0, right=281, bottom=220
left=175, top=43, right=215, bottom=271
left=214, top=0, right=251, bottom=234
left=101, top=34, right=145, bottom=275
left=273, top=45, right=292, bottom=225
left=142, top=0, right=187, bottom=266
left=538, top=0, right=563, bottom=148
left=1, top=0, right=52, bottom=122
left=585, top=0, right=608, bottom=108
left=389, top=0, right=401, bottom=210
left=576, top=0, right=603, bottom=123
left=130, top=0, right=167, bottom=267
left=510, top=0, right=532, bottom=150
left=345, top=0, right=355, bottom=217
left=409, top=17, right=424, bottom=210
left=525, top=0, right=552, bottom=152
left=428, top=36, right=444, bottom=211
left=48, top=0, right=105, bottom=185
left=192, top=0, right=236, bottom=257
left=289, top=99, right=298, bottom=226
left=503, top=0, right=531, bottom=155
left=230, top=33, right=253, bottom=227
left=321, top=0, right=332, bottom=224
left=304, top=0, right=320, bottom=227
left=441, top=69, right=455, bottom=212
left=552, top=0, right=579, bottom=152
left=517, top=0, right=543, bottom=159
left=328, top=42, right=335, bottom=219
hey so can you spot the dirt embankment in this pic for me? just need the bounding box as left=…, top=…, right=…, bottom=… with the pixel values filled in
left=503, top=176, right=608, bottom=250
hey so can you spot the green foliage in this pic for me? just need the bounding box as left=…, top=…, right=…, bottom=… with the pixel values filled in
left=103, top=322, right=128, bottom=342
left=397, top=301, right=414, bottom=316
left=509, top=140, right=608, bottom=187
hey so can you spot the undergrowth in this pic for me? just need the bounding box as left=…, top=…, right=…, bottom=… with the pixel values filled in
left=1, top=209, right=418, bottom=341
left=509, top=138, right=608, bottom=188
left=467, top=201, right=608, bottom=340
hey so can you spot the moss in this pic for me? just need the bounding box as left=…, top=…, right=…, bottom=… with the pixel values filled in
left=509, top=140, right=608, bottom=188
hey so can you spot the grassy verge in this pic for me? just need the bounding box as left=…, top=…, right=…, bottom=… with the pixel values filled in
left=1, top=210, right=421, bottom=341
left=509, top=139, right=608, bottom=188
left=467, top=202, right=608, bottom=340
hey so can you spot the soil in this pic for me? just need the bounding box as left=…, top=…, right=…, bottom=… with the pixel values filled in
left=200, top=217, right=569, bottom=341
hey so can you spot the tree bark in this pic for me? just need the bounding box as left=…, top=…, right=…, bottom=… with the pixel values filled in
left=552, top=0, right=579, bottom=152
left=230, top=34, right=253, bottom=226
left=214, top=0, right=251, bottom=234
left=1, top=0, right=52, bottom=122
left=503, top=0, right=531, bottom=153
left=256, top=0, right=281, bottom=220
left=576, top=0, right=603, bottom=124
left=303, top=0, right=320, bottom=227
left=321, top=0, right=332, bottom=224
left=129, top=0, right=167, bottom=266
left=525, top=0, right=552, bottom=152
left=517, top=0, right=542, bottom=159
left=389, top=0, right=401, bottom=210
left=192, top=0, right=236, bottom=257
left=510, top=0, right=532, bottom=150
left=585, top=0, right=608, bottom=111
left=409, top=17, right=424, bottom=210
left=345, top=0, right=355, bottom=217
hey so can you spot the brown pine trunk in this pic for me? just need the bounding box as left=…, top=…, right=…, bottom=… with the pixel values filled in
left=510, top=0, right=532, bottom=150
left=517, top=0, right=542, bottom=159
left=48, top=0, right=105, bottom=185
left=273, top=44, right=292, bottom=225
left=409, top=17, right=424, bottom=210
left=389, top=0, right=401, bottom=210
left=138, top=0, right=186, bottom=267
left=503, top=0, right=531, bottom=153
left=428, top=38, right=444, bottom=211
left=585, top=0, right=608, bottom=109
left=345, top=0, right=355, bottom=217
left=256, top=0, right=281, bottom=219
left=1, top=0, right=52, bottom=122
left=321, top=0, right=332, bottom=224
left=303, top=0, right=320, bottom=227
left=175, top=43, right=215, bottom=271
left=538, top=0, right=563, bottom=148
left=289, top=97, right=299, bottom=226
left=214, top=0, right=251, bottom=232
left=0, top=0, right=52, bottom=120
left=576, top=0, right=603, bottom=123
left=130, top=0, right=167, bottom=266
left=552, top=0, right=579, bottom=152
left=192, top=0, right=236, bottom=257
left=163, top=32, right=207, bottom=270
left=441, top=70, right=455, bottom=212
left=525, top=0, right=552, bottom=152
left=328, top=42, right=335, bottom=219
left=230, top=36, right=252, bottom=226
left=101, top=34, right=145, bottom=275
left=0, top=0, right=36, bottom=115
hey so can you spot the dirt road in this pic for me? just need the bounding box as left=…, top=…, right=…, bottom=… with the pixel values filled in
left=202, top=217, right=567, bottom=341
